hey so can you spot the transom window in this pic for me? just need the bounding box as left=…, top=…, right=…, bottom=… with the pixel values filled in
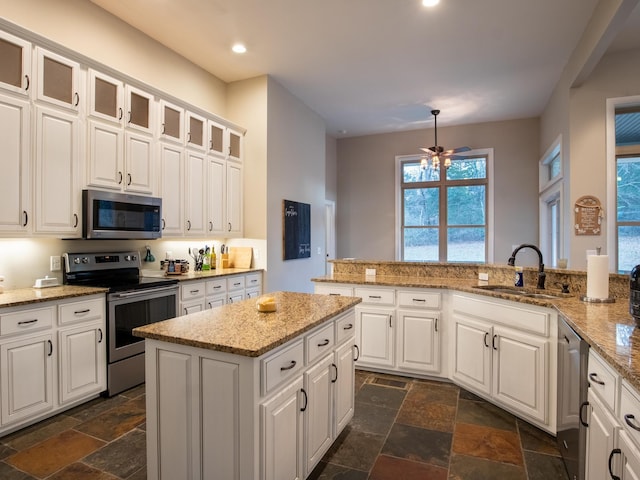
left=399, top=155, right=489, bottom=262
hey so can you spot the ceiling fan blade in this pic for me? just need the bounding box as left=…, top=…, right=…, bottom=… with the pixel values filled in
left=419, top=147, right=437, bottom=154
left=447, top=154, right=472, bottom=160
left=449, top=146, right=472, bottom=154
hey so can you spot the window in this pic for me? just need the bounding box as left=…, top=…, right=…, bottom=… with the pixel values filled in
left=398, top=154, right=489, bottom=262
left=612, top=107, right=640, bottom=272
left=539, top=136, right=563, bottom=267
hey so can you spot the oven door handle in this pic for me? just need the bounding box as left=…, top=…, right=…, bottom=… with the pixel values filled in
left=110, top=285, right=178, bottom=299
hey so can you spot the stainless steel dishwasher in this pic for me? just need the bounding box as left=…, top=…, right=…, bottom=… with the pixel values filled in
left=557, top=318, right=589, bottom=480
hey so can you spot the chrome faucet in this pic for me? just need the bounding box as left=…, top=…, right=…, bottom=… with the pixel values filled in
left=507, top=244, right=546, bottom=289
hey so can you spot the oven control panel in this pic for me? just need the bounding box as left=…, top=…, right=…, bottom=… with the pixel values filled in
left=64, top=251, right=141, bottom=273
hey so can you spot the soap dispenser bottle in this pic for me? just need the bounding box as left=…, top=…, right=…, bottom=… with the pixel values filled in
left=514, top=266, right=524, bottom=287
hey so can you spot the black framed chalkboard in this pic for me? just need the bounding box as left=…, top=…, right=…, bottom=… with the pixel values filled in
left=283, top=199, right=311, bottom=260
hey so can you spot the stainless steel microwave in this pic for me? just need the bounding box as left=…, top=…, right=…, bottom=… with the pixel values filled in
left=82, top=190, right=162, bottom=239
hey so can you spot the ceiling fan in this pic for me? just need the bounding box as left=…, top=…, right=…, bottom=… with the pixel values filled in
left=420, top=109, right=471, bottom=169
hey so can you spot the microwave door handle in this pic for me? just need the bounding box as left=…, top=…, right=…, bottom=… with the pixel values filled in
left=112, top=285, right=178, bottom=298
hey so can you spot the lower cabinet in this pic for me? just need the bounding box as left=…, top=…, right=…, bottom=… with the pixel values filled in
left=397, top=309, right=440, bottom=374
left=585, top=389, right=618, bottom=479
left=0, top=294, right=106, bottom=434
left=451, top=293, right=554, bottom=432
left=356, top=306, right=395, bottom=368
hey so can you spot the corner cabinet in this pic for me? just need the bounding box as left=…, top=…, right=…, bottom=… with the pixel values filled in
left=451, top=293, right=556, bottom=433
left=144, top=308, right=357, bottom=480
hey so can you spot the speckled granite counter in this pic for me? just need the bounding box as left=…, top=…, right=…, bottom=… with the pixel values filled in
left=0, top=285, right=108, bottom=308
left=133, top=291, right=362, bottom=357
left=142, top=267, right=262, bottom=281
left=313, top=272, right=639, bottom=391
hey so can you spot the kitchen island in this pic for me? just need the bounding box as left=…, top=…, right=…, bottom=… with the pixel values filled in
left=133, top=291, right=361, bottom=480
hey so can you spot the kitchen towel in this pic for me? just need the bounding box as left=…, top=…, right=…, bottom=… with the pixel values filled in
left=586, top=254, right=609, bottom=299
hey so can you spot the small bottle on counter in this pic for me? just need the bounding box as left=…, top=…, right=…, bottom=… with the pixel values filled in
left=211, top=247, right=216, bottom=270
left=514, top=266, right=524, bottom=287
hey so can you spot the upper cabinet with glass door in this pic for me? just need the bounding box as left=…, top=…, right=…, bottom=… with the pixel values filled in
left=0, top=30, right=31, bottom=96
left=160, top=99, right=184, bottom=144
left=186, top=111, right=206, bottom=151
left=228, top=127, right=243, bottom=163
left=125, top=85, right=153, bottom=135
left=88, top=69, right=124, bottom=125
left=34, top=47, right=81, bottom=112
left=207, top=119, right=243, bottom=162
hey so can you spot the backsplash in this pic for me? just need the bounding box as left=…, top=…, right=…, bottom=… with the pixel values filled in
left=330, top=259, right=630, bottom=299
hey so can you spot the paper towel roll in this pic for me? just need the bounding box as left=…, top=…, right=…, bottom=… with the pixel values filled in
left=587, top=255, right=609, bottom=299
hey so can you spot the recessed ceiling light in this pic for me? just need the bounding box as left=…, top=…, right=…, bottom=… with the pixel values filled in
left=422, top=0, right=440, bottom=6
left=232, top=43, right=247, bottom=54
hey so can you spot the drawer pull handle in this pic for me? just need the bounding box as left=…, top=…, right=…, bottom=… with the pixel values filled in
left=213, top=285, right=222, bottom=289
left=280, top=360, right=297, bottom=371
left=331, top=363, right=338, bottom=383
left=190, top=290, right=200, bottom=294
left=580, top=401, right=590, bottom=427
left=18, top=319, right=39, bottom=326
left=609, top=448, right=621, bottom=480
left=234, top=282, right=241, bottom=287
left=74, top=309, right=91, bottom=315
left=589, top=373, right=605, bottom=386
left=369, top=295, right=382, bottom=299
left=412, top=298, right=426, bottom=302
left=625, top=414, right=640, bottom=432
left=343, top=323, right=353, bottom=330
left=317, top=339, right=330, bottom=347
left=329, top=293, right=340, bottom=296
left=354, top=344, right=360, bottom=361
left=300, top=388, right=308, bottom=412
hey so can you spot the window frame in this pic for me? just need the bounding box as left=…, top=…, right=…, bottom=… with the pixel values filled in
left=395, top=149, right=494, bottom=262
left=538, top=135, right=564, bottom=267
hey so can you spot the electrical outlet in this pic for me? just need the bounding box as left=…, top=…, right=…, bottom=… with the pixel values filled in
left=50, top=255, right=62, bottom=271
left=478, top=272, right=489, bottom=281
left=365, top=268, right=376, bottom=276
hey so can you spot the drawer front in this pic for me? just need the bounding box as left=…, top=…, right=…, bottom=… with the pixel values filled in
left=181, top=281, right=206, bottom=301
left=245, top=273, right=262, bottom=289
left=1, top=306, right=54, bottom=336
left=206, top=278, right=226, bottom=296
left=588, top=350, right=619, bottom=412
left=59, top=297, right=104, bottom=325
left=315, top=284, right=354, bottom=297
left=398, top=290, right=441, bottom=309
left=355, top=287, right=395, bottom=306
left=620, top=381, right=640, bottom=447
left=306, top=323, right=335, bottom=364
left=335, top=311, right=356, bottom=344
left=227, top=276, right=245, bottom=292
left=263, top=340, right=304, bottom=394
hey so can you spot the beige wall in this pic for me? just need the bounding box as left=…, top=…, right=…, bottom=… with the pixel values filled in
left=266, top=78, right=327, bottom=293
left=0, top=0, right=227, bottom=114
left=336, top=118, right=540, bottom=262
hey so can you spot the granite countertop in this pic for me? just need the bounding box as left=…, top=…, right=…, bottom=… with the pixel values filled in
left=0, top=285, right=108, bottom=308
left=133, top=291, right=362, bottom=357
left=313, top=273, right=640, bottom=391
left=142, top=267, right=262, bottom=281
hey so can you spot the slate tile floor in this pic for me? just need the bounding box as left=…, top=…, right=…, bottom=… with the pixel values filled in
left=0, top=371, right=570, bottom=479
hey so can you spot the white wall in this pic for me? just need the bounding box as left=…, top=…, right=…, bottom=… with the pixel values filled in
left=266, top=78, right=327, bottom=293
left=336, top=118, right=540, bottom=262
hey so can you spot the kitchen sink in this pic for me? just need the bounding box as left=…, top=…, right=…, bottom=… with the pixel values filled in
left=473, top=285, right=562, bottom=299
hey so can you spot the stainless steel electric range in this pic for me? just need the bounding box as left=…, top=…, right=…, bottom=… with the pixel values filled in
left=63, top=251, right=179, bottom=396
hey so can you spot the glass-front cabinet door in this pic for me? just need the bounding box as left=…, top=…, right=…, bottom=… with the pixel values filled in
left=186, top=111, right=205, bottom=150
left=0, top=30, right=31, bottom=95
left=88, top=69, right=124, bottom=124
left=35, top=47, right=80, bottom=111
left=208, top=119, right=226, bottom=158
left=160, top=99, right=183, bottom=144
left=125, top=84, right=153, bottom=134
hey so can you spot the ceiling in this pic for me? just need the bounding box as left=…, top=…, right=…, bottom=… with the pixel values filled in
left=89, top=0, right=640, bottom=138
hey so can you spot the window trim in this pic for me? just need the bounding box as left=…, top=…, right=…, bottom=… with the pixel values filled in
left=606, top=95, right=640, bottom=272
left=538, top=135, right=564, bottom=266
left=395, top=148, right=494, bottom=262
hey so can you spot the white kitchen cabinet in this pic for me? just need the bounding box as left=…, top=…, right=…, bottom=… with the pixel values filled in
left=186, top=110, right=206, bottom=151
left=617, top=430, right=640, bottom=480
left=207, top=119, right=227, bottom=158
left=159, top=99, right=183, bottom=144
left=451, top=293, right=554, bottom=431
left=334, top=338, right=355, bottom=433
left=34, top=47, right=81, bottom=112
left=207, top=155, right=226, bottom=236
left=0, top=30, right=31, bottom=96
left=87, top=69, right=154, bottom=194
left=356, top=306, right=395, bottom=368
left=179, top=281, right=206, bottom=315
left=261, top=376, right=304, bottom=480
left=397, top=310, right=440, bottom=375
left=228, top=127, right=243, bottom=163
left=0, top=332, right=54, bottom=426
left=303, top=353, right=334, bottom=474
left=585, top=389, right=619, bottom=480
left=159, top=142, right=184, bottom=236
left=58, top=321, right=105, bottom=404
left=184, top=150, right=207, bottom=236
left=125, top=84, right=153, bottom=135
left=226, top=160, right=243, bottom=237
left=34, top=104, right=80, bottom=235
left=0, top=92, right=30, bottom=233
